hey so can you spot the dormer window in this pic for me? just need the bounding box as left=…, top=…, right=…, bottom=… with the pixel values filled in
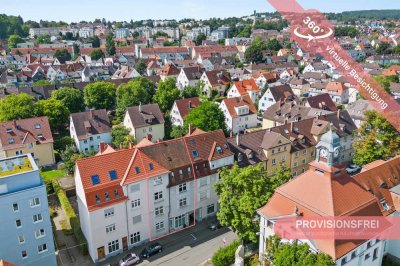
left=148, top=163, right=154, bottom=170
left=381, top=200, right=390, bottom=211
left=8, top=138, right=14, bottom=144
left=238, top=153, right=243, bottom=162
left=134, top=167, right=140, bottom=174
left=105, top=192, right=110, bottom=201
left=216, top=146, right=223, bottom=154
left=6, top=128, right=12, bottom=134
left=95, top=195, right=100, bottom=204
left=37, top=134, right=44, bottom=139
left=34, top=124, right=41, bottom=129
left=91, top=175, right=100, bottom=185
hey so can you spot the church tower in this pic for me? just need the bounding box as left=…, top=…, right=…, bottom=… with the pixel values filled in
left=315, top=124, right=342, bottom=167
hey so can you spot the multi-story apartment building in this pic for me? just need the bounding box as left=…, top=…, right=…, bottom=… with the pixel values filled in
left=75, top=129, right=234, bottom=262
left=70, top=109, right=112, bottom=153
left=115, top=28, right=130, bottom=39
left=0, top=117, right=55, bottom=167
left=0, top=154, right=56, bottom=266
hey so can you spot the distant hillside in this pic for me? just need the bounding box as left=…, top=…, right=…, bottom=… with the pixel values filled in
left=340, top=10, right=400, bottom=20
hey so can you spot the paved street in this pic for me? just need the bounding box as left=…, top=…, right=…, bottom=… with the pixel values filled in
left=105, top=221, right=237, bottom=266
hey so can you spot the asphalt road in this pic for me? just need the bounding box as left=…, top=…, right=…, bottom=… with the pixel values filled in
left=104, top=221, right=238, bottom=266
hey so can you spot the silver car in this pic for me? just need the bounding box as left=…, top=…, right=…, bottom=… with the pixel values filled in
left=119, top=253, right=140, bottom=266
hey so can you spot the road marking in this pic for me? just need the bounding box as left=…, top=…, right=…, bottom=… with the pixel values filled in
left=190, top=234, right=197, bottom=240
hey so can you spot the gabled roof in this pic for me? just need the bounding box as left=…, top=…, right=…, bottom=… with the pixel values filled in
left=181, top=66, right=204, bottom=81
left=126, top=103, right=165, bottom=128
left=232, top=80, right=260, bottom=95
left=306, top=93, right=338, bottom=112
left=204, top=70, right=231, bottom=86
left=0, top=117, right=53, bottom=150
left=221, top=95, right=257, bottom=118
left=174, top=97, right=201, bottom=119
left=160, top=63, right=180, bottom=76
left=268, top=84, right=295, bottom=101
left=70, top=109, right=111, bottom=140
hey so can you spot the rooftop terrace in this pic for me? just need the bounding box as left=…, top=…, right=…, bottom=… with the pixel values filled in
left=0, top=156, right=34, bottom=178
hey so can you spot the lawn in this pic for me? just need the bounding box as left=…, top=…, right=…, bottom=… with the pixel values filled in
left=40, top=169, right=66, bottom=193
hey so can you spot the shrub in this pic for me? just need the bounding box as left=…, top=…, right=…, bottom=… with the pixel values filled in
left=52, top=179, right=88, bottom=255
left=211, top=240, right=241, bottom=266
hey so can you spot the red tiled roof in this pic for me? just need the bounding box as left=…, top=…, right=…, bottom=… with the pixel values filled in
left=141, top=47, right=189, bottom=54
left=0, top=117, right=53, bottom=150
left=174, top=97, right=201, bottom=119
left=326, top=82, right=348, bottom=96
left=232, top=80, right=260, bottom=95
left=222, top=95, right=257, bottom=118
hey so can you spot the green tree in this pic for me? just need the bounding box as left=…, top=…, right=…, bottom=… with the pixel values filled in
left=8, top=34, right=24, bottom=48
left=211, top=240, right=241, bottom=266
left=61, top=145, right=84, bottom=174
left=215, top=163, right=291, bottom=243
left=72, top=43, right=80, bottom=58
left=134, top=59, right=147, bottom=75
left=91, top=36, right=100, bottom=48
left=170, top=125, right=187, bottom=139
left=54, top=49, right=71, bottom=59
left=194, top=33, right=207, bottom=46
left=89, top=48, right=104, bottom=60
left=375, top=75, right=399, bottom=92
left=184, top=101, right=226, bottom=133
left=116, top=78, right=153, bottom=116
left=51, top=87, right=85, bottom=113
left=105, top=33, right=116, bottom=55
left=376, top=42, right=392, bottom=54
left=153, top=78, right=180, bottom=112
left=34, top=99, right=70, bottom=132
left=265, top=39, right=283, bottom=51
left=84, top=81, right=116, bottom=110
left=244, top=44, right=263, bottom=63
left=266, top=236, right=335, bottom=266
left=353, top=111, right=400, bottom=166
left=180, top=85, right=201, bottom=98
left=35, top=34, right=51, bottom=44
left=111, top=125, right=135, bottom=148
left=0, top=93, right=35, bottom=121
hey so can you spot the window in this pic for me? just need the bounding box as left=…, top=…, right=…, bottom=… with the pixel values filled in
left=341, top=257, right=347, bottom=266
left=351, top=251, right=357, bottom=259
left=30, top=197, right=40, bottom=207
left=18, top=235, right=25, bottom=244
left=272, top=158, right=276, bottom=165
left=35, top=228, right=45, bottom=238
left=89, top=137, right=93, bottom=141
left=106, top=224, right=116, bottom=234
left=295, top=151, right=299, bottom=157
left=294, top=162, right=298, bottom=167
left=303, top=149, right=307, bottom=155
left=188, top=167, right=191, bottom=173
left=207, top=204, right=215, bottom=214
left=105, top=192, right=110, bottom=201
left=8, top=138, right=14, bottom=144
left=114, top=189, right=119, bottom=198
left=134, top=166, right=140, bottom=174
left=91, top=175, right=100, bottom=185
left=200, top=191, right=208, bottom=201
left=95, top=194, right=100, bottom=204
left=132, top=215, right=142, bottom=224
left=16, top=219, right=22, bottom=228
left=174, top=214, right=186, bottom=228
left=84, top=140, right=87, bottom=144
left=154, top=176, right=163, bottom=185
left=109, top=170, right=117, bottom=180
left=192, top=150, right=199, bottom=158
left=104, top=208, right=114, bottom=218
left=281, top=155, right=286, bottom=162
left=156, top=221, right=164, bottom=231
left=179, top=169, right=183, bottom=175
left=179, top=198, right=187, bottom=208
left=373, top=248, right=378, bottom=260
left=131, top=199, right=141, bottom=208
left=21, top=250, right=27, bottom=259
left=33, top=213, right=43, bottom=223
left=302, top=159, right=306, bottom=164
left=381, top=200, right=390, bottom=211
left=155, top=206, right=164, bottom=216
left=179, top=183, right=187, bottom=193
left=154, top=191, right=163, bottom=201
left=278, top=147, right=281, bottom=152
left=130, top=232, right=140, bottom=244
left=272, top=149, right=275, bottom=154
left=148, top=163, right=154, bottom=170
left=365, top=253, right=370, bottom=260
left=293, top=172, right=298, bottom=177
left=108, top=240, right=119, bottom=253
left=38, top=243, right=47, bottom=253
left=13, top=203, right=19, bottom=212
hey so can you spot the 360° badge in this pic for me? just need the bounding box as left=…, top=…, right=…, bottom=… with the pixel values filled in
left=293, top=16, right=334, bottom=41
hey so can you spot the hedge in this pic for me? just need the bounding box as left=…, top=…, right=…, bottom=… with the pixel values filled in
left=52, top=179, right=88, bottom=255
left=211, top=240, right=241, bottom=266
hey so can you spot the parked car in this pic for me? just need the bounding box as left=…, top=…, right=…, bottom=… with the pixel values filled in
left=346, top=164, right=361, bottom=174
left=208, top=220, right=222, bottom=230
left=119, top=253, right=140, bottom=266
left=140, top=242, right=163, bottom=258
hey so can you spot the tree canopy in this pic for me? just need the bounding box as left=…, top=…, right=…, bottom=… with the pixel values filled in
left=51, top=87, right=85, bottom=113
left=54, top=49, right=71, bottom=59
left=214, top=163, right=292, bottom=243
left=0, top=93, right=35, bottom=121
left=116, top=77, right=154, bottom=116
left=8, top=34, right=24, bottom=48
left=111, top=125, right=135, bottom=148
left=353, top=110, right=400, bottom=166
left=84, top=81, right=116, bottom=110
left=89, top=48, right=104, bottom=60
left=34, top=98, right=70, bottom=132
left=134, top=59, right=147, bottom=75
left=105, top=33, right=116, bottom=55
left=153, top=78, right=181, bottom=112
left=184, top=101, right=226, bottom=133
left=266, top=236, right=335, bottom=266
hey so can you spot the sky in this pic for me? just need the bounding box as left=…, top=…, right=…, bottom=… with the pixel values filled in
left=2, top=0, right=400, bottom=23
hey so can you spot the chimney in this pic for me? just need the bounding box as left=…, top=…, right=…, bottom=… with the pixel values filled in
left=290, top=122, right=294, bottom=132
left=13, top=120, right=17, bottom=129
left=337, top=110, right=340, bottom=119
left=89, top=109, right=94, bottom=118
left=236, top=133, right=240, bottom=146
left=139, top=102, right=142, bottom=113
left=99, top=142, right=106, bottom=153
left=188, top=123, right=193, bottom=135
left=188, top=101, right=192, bottom=109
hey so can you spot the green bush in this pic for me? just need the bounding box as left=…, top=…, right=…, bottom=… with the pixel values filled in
left=52, top=179, right=88, bottom=255
left=211, top=240, right=241, bottom=266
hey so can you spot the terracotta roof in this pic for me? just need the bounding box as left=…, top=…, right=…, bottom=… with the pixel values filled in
left=160, top=63, right=180, bottom=76
left=0, top=117, right=53, bottom=150
left=232, top=80, right=260, bottom=95
left=125, top=103, right=165, bottom=128
left=268, top=84, right=295, bottom=101
left=204, top=70, right=231, bottom=86
left=141, top=47, right=189, bottom=54
left=182, top=66, right=204, bottom=81
left=174, top=97, right=201, bottom=119
left=326, top=82, right=348, bottom=96
left=0, top=260, right=16, bottom=266
left=221, top=95, right=257, bottom=118
left=70, top=109, right=111, bottom=141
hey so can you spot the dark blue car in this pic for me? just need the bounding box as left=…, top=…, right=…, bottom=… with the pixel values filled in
left=140, top=242, right=163, bottom=258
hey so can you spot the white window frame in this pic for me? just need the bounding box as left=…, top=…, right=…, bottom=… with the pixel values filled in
left=33, top=213, right=43, bottom=223
left=35, top=228, right=45, bottom=239
left=156, top=221, right=164, bottom=231
left=154, top=191, right=163, bottom=201
left=179, top=183, right=187, bottom=193
left=104, top=208, right=115, bottom=218
left=37, top=243, right=47, bottom=253
left=18, top=235, right=25, bottom=244
left=130, top=232, right=141, bottom=244
left=12, top=202, right=19, bottom=212
left=179, top=198, right=187, bottom=208
left=131, top=199, right=141, bottom=209
left=155, top=206, right=164, bottom=216
left=106, top=224, right=116, bottom=234
left=30, top=197, right=40, bottom=208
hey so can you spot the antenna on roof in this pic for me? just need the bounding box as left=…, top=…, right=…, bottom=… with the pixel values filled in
left=139, top=102, right=142, bottom=113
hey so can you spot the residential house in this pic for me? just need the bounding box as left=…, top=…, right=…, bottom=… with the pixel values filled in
left=123, top=104, right=165, bottom=143
left=176, top=66, right=204, bottom=90
left=112, top=66, right=140, bottom=80
left=227, top=80, right=261, bottom=104
left=305, top=93, right=338, bottom=112
left=170, top=97, right=201, bottom=127
left=288, top=77, right=310, bottom=96
left=160, top=64, right=180, bottom=81
left=74, top=129, right=234, bottom=262
left=70, top=110, right=112, bottom=153
left=200, top=70, right=231, bottom=97
left=0, top=154, right=56, bottom=266
left=258, top=84, right=296, bottom=113
left=219, top=95, right=258, bottom=134
left=0, top=117, right=55, bottom=167
left=346, top=100, right=374, bottom=128
left=326, top=81, right=350, bottom=104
